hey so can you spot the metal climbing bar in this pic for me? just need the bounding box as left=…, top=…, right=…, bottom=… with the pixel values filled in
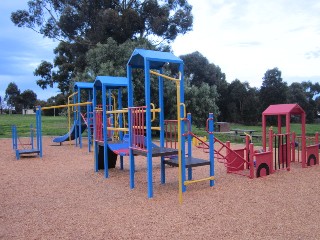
left=130, top=106, right=147, bottom=151
left=213, top=137, right=253, bottom=178
left=95, top=110, right=103, bottom=142
left=150, top=70, right=180, bottom=82
left=184, top=176, right=215, bottom=186
left=164, top=120, right=178, bottom=149
left=273, top=133, right=290, bottom=171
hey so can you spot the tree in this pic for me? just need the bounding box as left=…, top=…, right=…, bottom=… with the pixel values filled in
left=259, top=68, right=288, bottom=112
left=180, top=51, right=226, bottom=87
left=288, top=81, right=320, bottom=123
left=222, top=79, right=260, bottom=124
left=20, top=90, right=37, bottom=109
left=178, top=51, right=228, bottom=122
left=241, top=87, right=260, bottom=124
left=11, top=0, right=193, bottom=94
left=184, top=82, right=220, bottom=127
left=5, top=82, right=21, bottom=112
left=0, top=95, right=5, bottom=114
left=85, top=37, right=154, bottom=79
left=226, top=79, right=247, bottom=123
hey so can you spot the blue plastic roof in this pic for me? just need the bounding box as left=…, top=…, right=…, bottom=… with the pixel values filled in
left=127, top=49, right=183, bottom=69
left=74, top=82, right=94, bottom=90
left=94, top=76, right=128, bottom=89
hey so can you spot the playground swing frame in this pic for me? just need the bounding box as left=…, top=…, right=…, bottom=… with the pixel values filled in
left=12, top=110, right=42, bottom=160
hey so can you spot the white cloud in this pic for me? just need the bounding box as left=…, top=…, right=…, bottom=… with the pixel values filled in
left=1, top=0, right=319, bottom=102
left=172, top=0, right=320, bottom=87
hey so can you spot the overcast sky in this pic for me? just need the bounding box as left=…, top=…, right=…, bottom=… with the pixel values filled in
left=172, top=0, right=320, bottom=87
left=1, top=0, right=319, bottom=101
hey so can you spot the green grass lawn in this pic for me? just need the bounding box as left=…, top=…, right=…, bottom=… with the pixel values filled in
left=0, top=114, right=69, bottom=138
left=1, top=114, right=319, bottom=143
left=188, top=122, right=319, bottom=145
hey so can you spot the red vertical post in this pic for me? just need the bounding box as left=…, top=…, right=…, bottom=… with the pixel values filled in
left=166, top=122, right=168, bottom=148
left=249, top=143, right=254, bottom=179
left=226, top=141, right=230, bottom=173
left=137, top=108, right=140, bottom=148
left=262, top=114, right=266, bottom=151
left=316, top=132, right=319, bottom=165
left=269, top=128, right=274, bottom=173
left=245, top=135, right=250, bottom=169
left=278, top=115, right=282, bottom=134
left=291, top=132, right=296, bottom=162
left=301, top=112, right=306, bottom=168
left=173, top=122, right=178, bottom=148
left=286, top=133, right=291, bottom=171
left=132, top=108, right=136, bottom=147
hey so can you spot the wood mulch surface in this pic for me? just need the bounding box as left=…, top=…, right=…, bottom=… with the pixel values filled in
left=1, top=137, right=320, bottom=239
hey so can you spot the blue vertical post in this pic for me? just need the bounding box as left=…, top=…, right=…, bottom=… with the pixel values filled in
left=30, top=124, right=34, bottom=150
left=102, top=85, right=109, bottom=178
left=77, top=90, right=82, bottom=148
left=89, top=89, right=93, bottom=152
left=118, top=88, right=124, bottom=170
left=159, top=68, right=165, bottom=184
left=12, top=125, right=16, bottom=149
left=145, top=60, right=153, bottom=198
left=179, top=63, right=186, bottom=193
left=93, top=86, right=99, bottom=172
left=108, top=89, right=113, bottom=137
left=187, top=113, right=192, bottom=181
left=209, top=113, right=215, bottom=187
left=13, top=125, right=19, bottom=159
left=73, top=93, right=78, bottom=147
left=87, top=103, right=91, bottom=152
left=108, top=89, right=112, bottom=111
left=127, top=65, right=135, bottom=189
left=87, top=90, right=90, bottom=152
left=37, top=107, right=43, bottom=158
left=118, top=89, right=123, bottom=140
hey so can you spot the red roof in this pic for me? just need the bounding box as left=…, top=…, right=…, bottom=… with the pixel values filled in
left=263, top=104, right=305, bottom=115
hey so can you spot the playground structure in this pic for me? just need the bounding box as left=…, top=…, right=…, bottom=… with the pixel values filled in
left=11, top=109, right=42, bottom=160
left=126, top=49, right=215, bottom=203
left=211, top=103, right=319, bottom=179
left=257, top=104, right=319, bottom=175
left=87, top=49, right=215, bottom=203
left=73, top=82, right=94, bottom=151
left=12, top=48, right=320, bottom=203
left=37, top=101, right=92, bottom=144
left=34, top=82, right=95, bottom=152
left=92, top=76, right=129, bottom=177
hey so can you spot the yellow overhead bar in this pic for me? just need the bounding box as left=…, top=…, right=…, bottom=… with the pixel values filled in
left=41, top=102, right=92, bottom=110
left=150, top=70, right=180, bottom=82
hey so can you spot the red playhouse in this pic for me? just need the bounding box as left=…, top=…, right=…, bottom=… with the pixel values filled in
left=255, top=103, right=319, bottom=177
left=209, top=104, right=319, bottom=178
